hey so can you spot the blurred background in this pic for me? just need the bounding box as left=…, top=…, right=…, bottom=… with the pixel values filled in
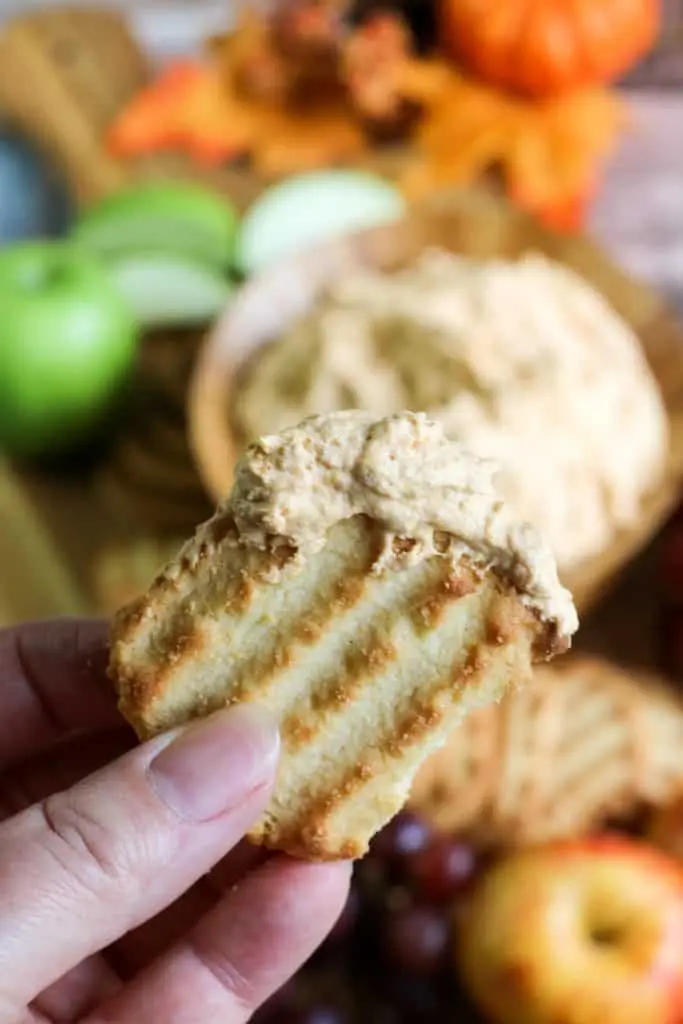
left=2, top=3, right=683, bottom=1023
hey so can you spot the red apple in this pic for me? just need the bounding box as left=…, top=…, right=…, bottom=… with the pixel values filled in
left=457, top=835, right=683, bottom=1024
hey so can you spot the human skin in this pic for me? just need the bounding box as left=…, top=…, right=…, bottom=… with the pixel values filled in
left=0, top=618, right=350, bottom=1023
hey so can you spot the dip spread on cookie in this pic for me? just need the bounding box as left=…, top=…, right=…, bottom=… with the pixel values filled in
left=231, top=251, right=668, bottom=571
left=111, top=407, right=577, bottom=860
left=229, top=410, right=578, bottom=636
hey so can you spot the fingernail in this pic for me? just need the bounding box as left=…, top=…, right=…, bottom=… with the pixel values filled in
left=148, top=704, right=279, bottom=822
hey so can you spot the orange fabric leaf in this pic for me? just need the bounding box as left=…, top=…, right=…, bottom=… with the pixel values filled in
left=107, top=61, right=205, bottom=154
left=396, top=59, right=626, bottom=230
left=504, top=89, right=626, bottom=203
left=394, top=58, right=457, bottom=106
left=107, top=60, right=252, bottom=164
left=510, top=175, right=598, bottom=233
left=108, top=52, right=366, bottom=176
left=252, top=105, right=366, bottom=178
left=108, top=29, right=626, bottom=235
left=172, top=68, right=255, bottom=165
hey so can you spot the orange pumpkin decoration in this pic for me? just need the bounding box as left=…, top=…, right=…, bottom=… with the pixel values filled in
left=438, top=0, right=661, bottom=98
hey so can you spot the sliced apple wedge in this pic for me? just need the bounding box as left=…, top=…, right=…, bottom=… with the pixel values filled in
left=106, top=252, right=233, bottom=329
left=235, top=170, right=406, bottom=278
left=72, top=182, right=239, bottom=272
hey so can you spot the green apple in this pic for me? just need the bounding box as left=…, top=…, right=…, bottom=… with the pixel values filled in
left=0, top=241, right=138, bottom=458
left=72, top=181, right=240, bottom=272
left=106, top=251, right=234, bottom=329
left=235, top=169, right=406, bottom=278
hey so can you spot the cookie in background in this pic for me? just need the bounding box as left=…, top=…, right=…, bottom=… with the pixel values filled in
left=411, top=655, right=683, bottom=846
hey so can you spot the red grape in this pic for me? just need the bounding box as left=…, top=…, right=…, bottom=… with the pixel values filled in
left=370, top=812, right=432, bottom=862
left=382, top=903, right=450, bottom=976
left=407, top=836, right=477, bottom=902
left=375, top=974, right=447, bottom=1023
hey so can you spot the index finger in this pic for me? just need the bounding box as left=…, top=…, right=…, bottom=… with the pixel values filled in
left=0, top=618, right=123, bottom=766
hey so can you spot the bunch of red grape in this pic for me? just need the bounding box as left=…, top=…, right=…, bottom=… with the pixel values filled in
left=253, top=812, right=487, bottom=1024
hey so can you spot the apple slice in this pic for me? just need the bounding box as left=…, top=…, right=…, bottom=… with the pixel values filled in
left=106, top=252, right=233, bottom=329
left=72, top=182, right=239, bottom=272
left=235, top=170, right=406, bottom=278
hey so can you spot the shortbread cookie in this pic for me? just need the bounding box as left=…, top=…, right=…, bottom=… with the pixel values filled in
left=410, top=656, right=683, bottom=845
left=109, top=410, right=577, bottom=860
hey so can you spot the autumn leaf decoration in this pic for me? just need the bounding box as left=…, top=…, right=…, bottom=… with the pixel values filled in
left=107, top=10, right=629, bottom=232
left=394, top=60, right=627, bottom=231
left=108, top=60, right=251, bottom=166
left=108, top=58, right=366, bottom=175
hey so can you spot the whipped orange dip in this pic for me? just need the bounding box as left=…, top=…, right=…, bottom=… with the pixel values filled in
left=229, top=410, right=578, bottom=637
left=231, top=251, right=668, bottom=571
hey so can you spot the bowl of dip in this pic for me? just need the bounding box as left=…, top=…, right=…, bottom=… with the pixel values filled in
left=189, top=186, right=683, bottom=611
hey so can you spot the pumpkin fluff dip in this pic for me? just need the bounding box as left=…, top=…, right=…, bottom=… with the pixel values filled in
left=231, top=251, right=669, bottom=574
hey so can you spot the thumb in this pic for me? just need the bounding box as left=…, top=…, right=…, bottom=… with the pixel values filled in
left=0, top=704, right=279, bottom=1016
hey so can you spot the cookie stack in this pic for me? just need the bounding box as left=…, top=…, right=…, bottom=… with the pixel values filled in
left=410, top=656, right=683, bottom=845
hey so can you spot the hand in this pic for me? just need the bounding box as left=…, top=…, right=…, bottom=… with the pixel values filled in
left=0, top=619, right=350, bottom=1023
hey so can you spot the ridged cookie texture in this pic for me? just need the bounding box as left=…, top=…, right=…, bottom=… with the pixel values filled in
left=109, top=411, right=577, bottom=860
left=409, top=656, right=683, bottom=846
